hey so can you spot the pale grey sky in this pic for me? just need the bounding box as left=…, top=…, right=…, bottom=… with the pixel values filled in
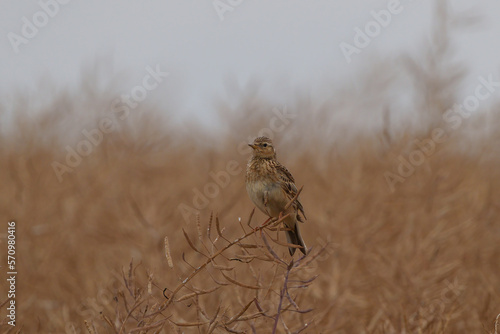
left=1, top=0, right=499, bottom=126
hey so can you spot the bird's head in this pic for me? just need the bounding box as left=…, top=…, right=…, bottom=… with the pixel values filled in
left=248, top=136, right=276, bottom=158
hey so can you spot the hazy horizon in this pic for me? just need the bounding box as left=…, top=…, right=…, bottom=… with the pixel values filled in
left=2, top=0, right=499, bottom=130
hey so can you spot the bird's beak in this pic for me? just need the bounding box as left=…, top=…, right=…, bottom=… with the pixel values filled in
left=248, top=144, right=256, bottom=149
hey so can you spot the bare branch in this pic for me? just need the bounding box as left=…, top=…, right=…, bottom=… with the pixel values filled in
left=225, top=299, right=256, bottom=325
left=221, top=271, right=261, bottom=290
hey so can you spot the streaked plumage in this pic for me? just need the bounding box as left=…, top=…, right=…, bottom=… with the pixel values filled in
left=245, top=136, right=307, bottom=255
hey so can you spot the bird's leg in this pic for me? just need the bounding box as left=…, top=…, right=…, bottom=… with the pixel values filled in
left=257, top=217, right=272, bottom=230
left=263, top=191, right=269, bottom=207
left=275, top=212, right=285, bottom=228
left=252, top=191, right=276, bottom=232
left=253, top=216, right=273, bottom=232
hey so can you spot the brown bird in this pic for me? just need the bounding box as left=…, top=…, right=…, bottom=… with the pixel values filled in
left=245, top=136, right=307, bottom=255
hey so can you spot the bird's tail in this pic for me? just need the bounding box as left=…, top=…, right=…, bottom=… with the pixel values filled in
left=285, top=222, right=307, bottom=256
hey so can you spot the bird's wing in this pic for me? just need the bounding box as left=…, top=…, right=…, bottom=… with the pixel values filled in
left=274, top=161, right=307, bottom=221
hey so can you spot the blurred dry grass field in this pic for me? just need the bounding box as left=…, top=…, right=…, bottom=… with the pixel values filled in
left=1, top=12, right=500, bottom=331
left=0, top=84, right=499, bottom=333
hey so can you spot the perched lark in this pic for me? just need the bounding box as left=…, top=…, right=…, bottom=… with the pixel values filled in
left=245, top=136, right=307, bottom=256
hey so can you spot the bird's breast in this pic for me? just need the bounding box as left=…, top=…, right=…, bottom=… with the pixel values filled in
left=246, top=180, right=286, bottom=217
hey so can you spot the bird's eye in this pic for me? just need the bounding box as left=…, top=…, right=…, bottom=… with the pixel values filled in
left=263, top=143, right=268, bottom=147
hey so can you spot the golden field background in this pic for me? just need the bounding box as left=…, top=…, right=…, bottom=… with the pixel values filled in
left=1, top=14, right=500, bottom=334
